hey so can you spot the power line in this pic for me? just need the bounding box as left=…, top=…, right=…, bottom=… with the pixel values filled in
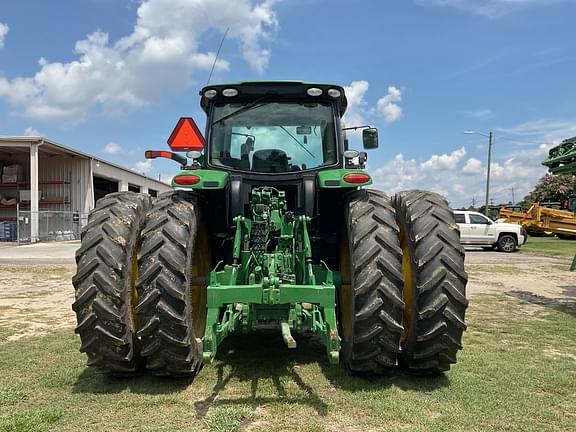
left=494, top=135, right=546, bottom=145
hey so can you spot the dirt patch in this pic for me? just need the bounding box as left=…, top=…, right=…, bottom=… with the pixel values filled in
left=0, top=251, right=573, bottom=342
left=0, top=265, right=76, bottom=341
left=543, top=348, right=576, bottom=361
left=465, top=251, right=574, bottom=302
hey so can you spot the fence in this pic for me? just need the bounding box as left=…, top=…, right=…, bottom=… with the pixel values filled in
left=0, top=210, right=89, bottom=244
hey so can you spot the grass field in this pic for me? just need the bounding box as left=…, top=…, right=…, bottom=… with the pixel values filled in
left=1, top=295, right=575, bottom=432
left=521, top=236, right=576, bottom=257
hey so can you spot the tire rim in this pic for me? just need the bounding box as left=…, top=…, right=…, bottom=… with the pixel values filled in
left=190, top=225, right=210, bottom=338
left=398, top=225, right=414, bottom=344
left=501, top=237, right=515, bottom=252
left=339, top=232, right=354, bottom=343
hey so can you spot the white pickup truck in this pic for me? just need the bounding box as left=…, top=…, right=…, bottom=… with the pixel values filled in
left=453, top=210, right=528, bottom=252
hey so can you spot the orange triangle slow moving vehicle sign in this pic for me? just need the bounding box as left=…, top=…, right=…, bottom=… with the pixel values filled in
left=167, top=117, right=205, bottom=152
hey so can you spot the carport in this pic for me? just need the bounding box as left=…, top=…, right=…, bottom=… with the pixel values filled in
left=0, top=136, right=171, bottom=243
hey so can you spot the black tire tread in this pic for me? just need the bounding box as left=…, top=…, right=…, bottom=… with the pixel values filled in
left=135, top=191, right=203, bottom=376
left=394, top=190, right=468, bottom=374
left=343, top=189, right=404, bottom=374
left=72, top=191, right=151, bottom=373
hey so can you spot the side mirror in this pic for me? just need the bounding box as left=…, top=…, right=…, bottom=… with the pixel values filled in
left=362, top=128, right=379, bottom=149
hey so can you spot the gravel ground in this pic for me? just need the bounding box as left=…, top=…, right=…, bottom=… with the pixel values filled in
left=0, top=250, right=573, bottom=342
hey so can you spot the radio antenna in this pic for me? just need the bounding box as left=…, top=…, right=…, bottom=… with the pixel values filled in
left=206, top=27, right=229, bottom=85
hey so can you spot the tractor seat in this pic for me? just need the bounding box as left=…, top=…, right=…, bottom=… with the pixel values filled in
left=252, top=149, right=289, bottom=172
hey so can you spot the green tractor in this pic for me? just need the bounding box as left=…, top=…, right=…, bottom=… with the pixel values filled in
left=72, top=81, right=468, bottom=377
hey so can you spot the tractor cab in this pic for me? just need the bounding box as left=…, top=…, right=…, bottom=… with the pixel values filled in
left=148, top=81, right=377, bottom=175
left=147, top=82, right=380, bottom=221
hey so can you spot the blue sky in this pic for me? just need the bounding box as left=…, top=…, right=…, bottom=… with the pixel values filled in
left=1, top=0, right=575, bottom=207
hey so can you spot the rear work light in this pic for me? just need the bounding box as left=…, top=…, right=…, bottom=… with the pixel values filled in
left=222, top=88, right=238, bottom=97
left=174, top=175, right=200, bottom=186
left=343, top=173, right=371, bottom=184
left=327, top=88, right=341, bottom=98
left=306, top=87, right=323, bottom=96
left=204, top=89, right=217, bottom=99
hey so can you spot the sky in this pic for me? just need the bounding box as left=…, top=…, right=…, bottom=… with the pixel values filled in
left=1, top=0, right=575, bottom=208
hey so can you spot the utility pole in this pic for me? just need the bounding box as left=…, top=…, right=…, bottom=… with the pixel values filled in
left=484, top=132, right=493, bottom=216
left=511, top=187, right=515, bottom=204
left=463, top=130, right=494, bottom=216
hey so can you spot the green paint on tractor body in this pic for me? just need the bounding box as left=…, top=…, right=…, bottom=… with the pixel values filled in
left=317, top=168, right=372, bottom=188
left=542, top=136, right=576, bottom=175
left=202, top=186, right=340, bottom=363
left=172, top=168, right=372, bottom=190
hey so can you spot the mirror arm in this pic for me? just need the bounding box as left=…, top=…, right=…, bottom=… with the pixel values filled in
left=342, top=125, right=371, bottom=131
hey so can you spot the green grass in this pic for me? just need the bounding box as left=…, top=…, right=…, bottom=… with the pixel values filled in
left=0, top=295, right=575, bottom=432
left=521, top=236, right=576, bottom=257
left=0, top=327, right=13, bottom=344
left=466, top=265, right=521, bottom=274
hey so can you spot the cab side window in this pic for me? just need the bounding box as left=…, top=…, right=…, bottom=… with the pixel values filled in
left=469, top=214, right=491, bottom=224
left=454, top=213, right=465, bottom=223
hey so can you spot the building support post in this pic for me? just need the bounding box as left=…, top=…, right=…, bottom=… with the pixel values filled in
left=119, top=180, right=129, bottom=192
left=30, top=142, right=39, bottom=243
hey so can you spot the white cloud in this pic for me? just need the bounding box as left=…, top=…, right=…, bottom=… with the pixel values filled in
left=462, top=157, right=482, bottom=174
left=103, top=142, right=123, bottom=155
left=497, top=119, right=576, bottom=144
left=23, top=127, right=41, bottom=136
left=0, top=0, right=278, bottom=121
left=132, top=160, right=152, bottom=174
left=342, top=81, right=404, bottom=134
left=415, top=0, right=565, bottom=18
left=370, top=142, right=551, bottom=208
left=0, top=23, right=8, bottom=49
left=376, top=86, right=403, bottom=124
left=421, top=147, right=466, bottom=170
left=342, top=80, right=370, bottom=128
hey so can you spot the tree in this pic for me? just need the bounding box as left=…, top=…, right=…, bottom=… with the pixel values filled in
left=522, top=174, right=576, bottom=206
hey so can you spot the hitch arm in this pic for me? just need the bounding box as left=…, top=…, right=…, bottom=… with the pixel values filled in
left=145, top=150, right=188, bottom=165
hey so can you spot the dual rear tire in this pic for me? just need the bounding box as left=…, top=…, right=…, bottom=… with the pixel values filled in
left=341, top=189, right=468, bottom=375
left=72, top=192, right=151, bottom=374
left=73, top=191, right=207, bottom=376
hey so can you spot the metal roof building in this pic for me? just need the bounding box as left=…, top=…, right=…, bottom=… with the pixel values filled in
left=0, top=136, right=171, bottom=243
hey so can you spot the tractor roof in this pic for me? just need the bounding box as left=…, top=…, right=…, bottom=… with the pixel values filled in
left=199, top=81, right=348, bottom=117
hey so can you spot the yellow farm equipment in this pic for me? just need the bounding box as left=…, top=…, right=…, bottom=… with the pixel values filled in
left=499, top=203, right=576, bottom=239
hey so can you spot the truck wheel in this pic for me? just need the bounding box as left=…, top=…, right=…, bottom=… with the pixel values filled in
left=136, top=192, right=210, bottom=376
left=72, top=192, right=151, bottom=374
left=340, top=189, right=404, bottom=374
left=497, top=234, right=517, bottom=252
left=394, top=190, right=468, bottom=374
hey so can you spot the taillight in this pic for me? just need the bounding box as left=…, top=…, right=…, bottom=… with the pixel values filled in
left=343, top=173, right=371, bottom=184
left=173, top=175, right=200, bottom=186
